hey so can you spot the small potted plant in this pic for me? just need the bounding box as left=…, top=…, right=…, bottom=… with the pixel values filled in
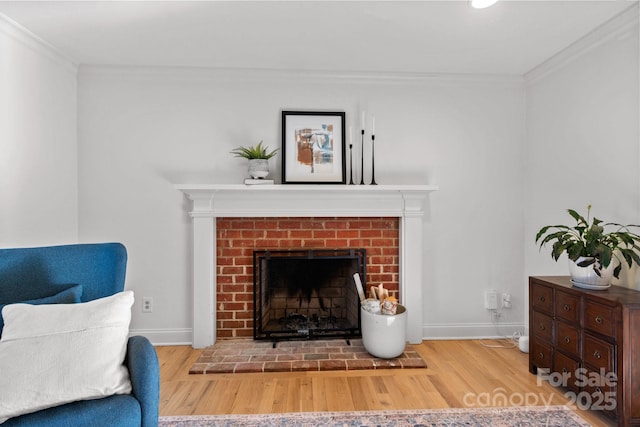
left=230, top=141, right=279, bottom=179
left=535, top=205, right=640, bottom=289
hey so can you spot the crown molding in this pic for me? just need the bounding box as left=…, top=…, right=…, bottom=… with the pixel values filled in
left=525, top=3, right=639, bottom=86
left=79, top=64, right=524, bottom=88
left=0, top=13, right=77, bottom=75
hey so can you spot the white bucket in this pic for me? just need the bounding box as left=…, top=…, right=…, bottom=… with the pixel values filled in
left=361, top=304, right=407, bottom=359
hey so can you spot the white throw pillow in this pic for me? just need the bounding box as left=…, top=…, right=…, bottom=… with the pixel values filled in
left=0, top=291, right=134, bottom=423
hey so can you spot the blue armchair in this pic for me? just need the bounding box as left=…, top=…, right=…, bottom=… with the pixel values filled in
left=0, top=243, right=159, bottom=427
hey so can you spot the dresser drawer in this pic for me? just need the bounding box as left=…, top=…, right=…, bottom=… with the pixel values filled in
left=531, top=339, right=553, bottom=371
left=584, top=300, right=616, bottom=338
left=555, top=321, right=580, bottom=357
left=555, top=290, right=580, bottom=323
left=554, top=351, right=580, bottom=392
left=579, top=370, right=617, bottom=415
left=532, top=311, right=553, bottom=342
left=531, top=283, right=553, bottom=314
left=583, top=334, right=615, bottom=373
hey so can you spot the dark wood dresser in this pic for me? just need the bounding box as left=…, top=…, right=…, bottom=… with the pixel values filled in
left=529, top=276, right=640, bottom=426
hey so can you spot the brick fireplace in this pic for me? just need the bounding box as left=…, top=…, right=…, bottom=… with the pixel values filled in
left=176, top=184, right=437, bottom=348
left=216, top=217, right=399, bottom=339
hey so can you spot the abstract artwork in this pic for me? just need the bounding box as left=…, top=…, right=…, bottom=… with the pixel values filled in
left=282, top=111, right=346, bottom=184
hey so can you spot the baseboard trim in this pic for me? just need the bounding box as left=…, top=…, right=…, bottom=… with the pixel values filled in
left=130, top=324, right=529, bottom=346
left=129, top=328, right=192, bottom=346
left=422, top=322, right=525, bottom=340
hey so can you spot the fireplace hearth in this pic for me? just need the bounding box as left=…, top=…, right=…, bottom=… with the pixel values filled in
left=253, top=249, right=366, bottom=342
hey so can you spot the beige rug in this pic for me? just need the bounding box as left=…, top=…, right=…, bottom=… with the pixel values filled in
left=159, top=406, right=590, bottom=426
left=189, top=338, right=427, bottom=374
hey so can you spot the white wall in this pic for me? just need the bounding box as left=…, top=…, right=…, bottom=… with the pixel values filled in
left=4, top=7, right=637, bottom=345
left=524, top=18, right=640, bottom=294
left=77, top=68, right=525, bottom=343
left=0, top=15, right=78, bottom=247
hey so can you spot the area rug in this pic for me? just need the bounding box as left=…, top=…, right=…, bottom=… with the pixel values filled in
left=189, top=338, right=427, bottom=374
left=159, top=406, right=590, bottom=427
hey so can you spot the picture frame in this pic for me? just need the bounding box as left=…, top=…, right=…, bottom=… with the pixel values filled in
left=281, top=111, right=346, bottom=184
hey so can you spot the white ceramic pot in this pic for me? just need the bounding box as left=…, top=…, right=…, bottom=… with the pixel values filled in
left=568, top=257, right=616, bottom=289
left=248, top=159, right=269, bottom=179
left=361, top=304, right=407, bottom=359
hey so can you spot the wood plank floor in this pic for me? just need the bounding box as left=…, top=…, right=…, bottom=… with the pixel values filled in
left=157, top=339, right=614, bottom=426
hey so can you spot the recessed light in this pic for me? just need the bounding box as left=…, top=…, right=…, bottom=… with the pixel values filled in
left=471, top=0, right=499, bottom=9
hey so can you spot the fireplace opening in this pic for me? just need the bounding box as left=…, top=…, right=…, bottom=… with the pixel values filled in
left=253, top=249, right=366, bottom=342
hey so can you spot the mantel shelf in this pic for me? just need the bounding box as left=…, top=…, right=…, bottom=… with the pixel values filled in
left=174, top=184, right=438, bottom=192
left=175, top=183, right=438, bottom=219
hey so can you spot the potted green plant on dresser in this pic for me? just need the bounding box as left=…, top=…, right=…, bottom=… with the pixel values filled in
left=535, top=205, right=640, bottom=290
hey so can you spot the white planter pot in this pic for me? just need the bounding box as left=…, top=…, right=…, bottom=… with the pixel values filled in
left=361, top=304, right=407, bottom=359
left=248, top=159, right=269, bottom=179
left=568, top=257, right=616, bottom=290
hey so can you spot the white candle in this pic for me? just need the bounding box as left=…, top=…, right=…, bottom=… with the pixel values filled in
left=372, top=116, right=375, bottom=135
left=361, top=111, right=365, bottom=131
left=349, top=126, right=353, bottom=145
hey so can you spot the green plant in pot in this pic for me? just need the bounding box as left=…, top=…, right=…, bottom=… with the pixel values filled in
left=230, top=141, right=278, bottom=179
left=535, top=205, right=640, bottom=289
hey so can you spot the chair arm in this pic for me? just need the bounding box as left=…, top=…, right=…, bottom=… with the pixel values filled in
left=125, top=336, right=159, bottom=427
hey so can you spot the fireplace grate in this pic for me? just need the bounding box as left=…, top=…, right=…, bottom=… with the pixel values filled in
left=253, top=249, right=366, bottom=342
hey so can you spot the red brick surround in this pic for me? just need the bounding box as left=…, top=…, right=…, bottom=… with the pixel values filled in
left=216, top=217, right=400, bottom=339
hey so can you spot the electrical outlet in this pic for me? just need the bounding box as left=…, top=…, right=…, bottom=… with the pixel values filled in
left=502, top=293, right=512, bottom=309
left=142, top=297, right=153, bottom=313
left=485, top=290, right=498, bottom=310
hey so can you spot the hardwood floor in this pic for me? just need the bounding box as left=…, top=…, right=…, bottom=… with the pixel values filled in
left=157, top=339, right=614, bottom=426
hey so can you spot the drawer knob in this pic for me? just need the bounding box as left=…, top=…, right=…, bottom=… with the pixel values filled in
left=538, top=352, right=544, bottom=360
left=539, top=324, right=545, bottom=331
left=564, top=336, right=571, bottom=344
left=539, top=296, right=545, bottom=303
left=595, top=387, right=602, bottom=395
left=594, top=351, right=602, bottom=359
left=595, top=315, right=603, bottom=324
left=563, top=304, right=570, bottom=312
left=562, top=367, right=569, bottom=374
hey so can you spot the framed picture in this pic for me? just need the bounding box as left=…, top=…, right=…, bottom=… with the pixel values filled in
left=282, top=111, right=346, bottom=184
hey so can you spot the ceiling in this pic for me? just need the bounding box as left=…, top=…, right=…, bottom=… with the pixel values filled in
left=0, top=0, right=636, bottom=75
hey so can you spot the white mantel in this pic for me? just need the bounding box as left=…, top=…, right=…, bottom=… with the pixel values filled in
left=176, top=184, right=438, bottom=348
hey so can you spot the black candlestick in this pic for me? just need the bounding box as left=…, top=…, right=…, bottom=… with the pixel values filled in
left=360, top=129, right=365, bottom=185
left=370, top=134, right=377, bottom=185
left=349, top=144, right=354, bottom=184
